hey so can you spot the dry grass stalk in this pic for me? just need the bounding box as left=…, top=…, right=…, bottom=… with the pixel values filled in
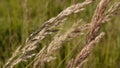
left=104, top=1, right=120, bottom=22
left=68, top=1, right=120, bottom=68
left=86, top=0, right=109, bottom=44
left=22, top=0, right=94, bottom=53
left=68, top=2, right=120, bottom=68
left=67, top=32, right=105, bottom=68
left=68, top=0, right=110, bottom=68
left=33, top=20, right=90, bottom=68
left=47, top=21, right=90, bottom=55
left=74, top=32, right=105, bottom=68
left=32, top=46, right=47, bottom=68
left=4, top=46, right=22, bottom=68
left=68, top=58, right=88, bottom=68
left=4, top=0, right=94, bottom=68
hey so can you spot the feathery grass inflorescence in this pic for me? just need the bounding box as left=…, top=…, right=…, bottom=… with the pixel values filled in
left=4, top=0, right=120, bottom=68
left=68, top=0, right=110, bottom=68
left=4, top=0, right=94, bottom=68
left=33, top=20, right=90, bottom=68
left=104, top=1, right=120, bottom=22
left=68, top=1, right=120, bottom=68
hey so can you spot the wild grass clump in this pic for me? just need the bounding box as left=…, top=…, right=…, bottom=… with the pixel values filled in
left=3, top=0, right=120, bottom=68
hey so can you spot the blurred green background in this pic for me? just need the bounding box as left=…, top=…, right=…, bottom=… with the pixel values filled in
left=0, top=0, right=120, bottom=68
